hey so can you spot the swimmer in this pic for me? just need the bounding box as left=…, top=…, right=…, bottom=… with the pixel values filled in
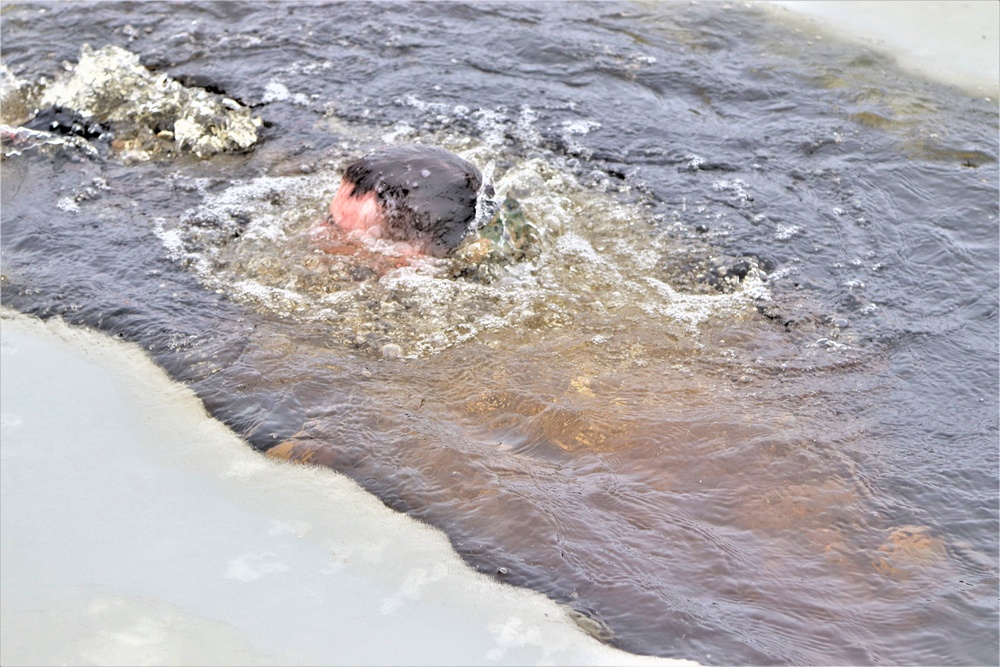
left=326, top=145, right=483, bottom=258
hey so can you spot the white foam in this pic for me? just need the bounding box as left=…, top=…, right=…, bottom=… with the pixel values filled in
left=473, top=108, right=510, bottom=146
left=152, top=217, right=188, bottom=259
left=261, top=81, right=290, bottom=103
left=561, top=119, right=601, bottom=135
left=157, top=139, right=772, bottom=357
left=56, top=196, right=80, bottom=212
left=774, top=224, right=802, bottom=240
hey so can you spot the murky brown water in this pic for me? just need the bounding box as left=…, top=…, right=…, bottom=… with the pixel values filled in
left=2, top=2, right=997, bottom=664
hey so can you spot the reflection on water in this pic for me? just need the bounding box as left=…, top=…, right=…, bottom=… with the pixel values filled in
left=1, top=2, right=997, bottom=664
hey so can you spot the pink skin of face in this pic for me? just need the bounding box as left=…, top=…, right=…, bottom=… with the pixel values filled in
left=326, top=178, right=423, bottom=257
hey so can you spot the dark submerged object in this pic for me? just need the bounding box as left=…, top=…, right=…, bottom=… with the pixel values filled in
left=330, top=144, right=483, bottom=257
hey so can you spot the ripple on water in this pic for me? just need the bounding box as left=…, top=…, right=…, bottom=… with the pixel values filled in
left=1, top=1, right=997, bottom=664
left=157, top=144, right=772, bottom=358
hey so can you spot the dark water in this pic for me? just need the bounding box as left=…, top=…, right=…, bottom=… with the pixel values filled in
left=2, top=2, right=998, bottom=664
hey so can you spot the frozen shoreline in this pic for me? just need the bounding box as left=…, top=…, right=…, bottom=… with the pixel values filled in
left=765, top=0, right=1000, bottom=97
left=0, top=310, right=687, bottom=666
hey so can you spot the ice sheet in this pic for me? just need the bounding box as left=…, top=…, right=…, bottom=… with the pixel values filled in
left=0, top=311, right=689, bottom=667
left=767, top=1, right=1000, bottom=97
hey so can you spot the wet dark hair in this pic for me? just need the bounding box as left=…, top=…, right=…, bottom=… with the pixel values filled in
left=343, top=145, right=482, bottom=257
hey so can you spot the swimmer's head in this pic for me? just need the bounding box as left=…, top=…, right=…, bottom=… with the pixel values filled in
left=328, top=145, right=482, bottom=257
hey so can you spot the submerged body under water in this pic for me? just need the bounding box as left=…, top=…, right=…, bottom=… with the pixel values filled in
left=1, top=2, right=997, bottom=665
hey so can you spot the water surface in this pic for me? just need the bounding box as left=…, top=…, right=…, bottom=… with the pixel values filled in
left=1, top=2, right=997, bottom=664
